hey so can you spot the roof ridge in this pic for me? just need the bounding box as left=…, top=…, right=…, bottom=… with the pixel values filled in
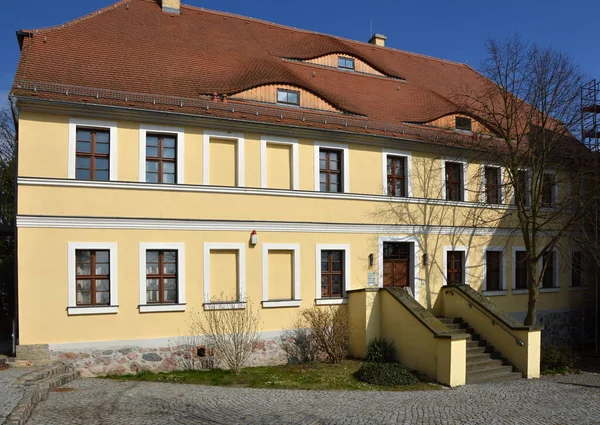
left=20, top=0, right=129, bottom=34
left=179, top=1, right=472, bottom=69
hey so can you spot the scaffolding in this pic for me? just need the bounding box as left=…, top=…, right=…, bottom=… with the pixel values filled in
left=581, top=79, right=600, bottom=354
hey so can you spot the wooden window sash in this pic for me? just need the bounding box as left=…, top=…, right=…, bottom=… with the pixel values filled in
left=76, top=128, right=110, bottom=180
left=387, top=156, right=406, bottom=197
left=542, top=251, right=555, bottom=288
left=485, top=167, right=500, bottom=204
left=446, top=251, right=463, bottom=285
left=542, top=174, right=554, bottom=207
left=146, top=134, right=177, bottom=184
left=445, top=162, right=462, bottom=201
left=321, top=250, right=344, bottom=298
left=320, top=149, right=343, bottom=193
left=75, top=250, right=110, bottom=306
left=146, top=250, right=178, bottom=304
left=515, top=251, right=529, bottom=289
left=485, top=251, right=501, bottom=291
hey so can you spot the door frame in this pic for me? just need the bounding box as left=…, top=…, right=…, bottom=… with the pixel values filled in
left=378, top=236, right=420, bottom=301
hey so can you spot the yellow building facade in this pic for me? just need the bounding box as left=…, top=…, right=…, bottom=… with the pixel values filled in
left=10, top=0, right=589, bottom=384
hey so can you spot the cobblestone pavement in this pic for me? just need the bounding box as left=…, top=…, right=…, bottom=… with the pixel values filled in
left=26, top=373, right=600, bottom=425
left=0, top=367, right=34, bottom=423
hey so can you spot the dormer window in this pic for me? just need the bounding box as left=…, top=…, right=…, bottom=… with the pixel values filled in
left=338, top=56, right=355, bottom=70
left=277, top=89, right=300, bottom=106
left=455, top=116, right=472, bottom=132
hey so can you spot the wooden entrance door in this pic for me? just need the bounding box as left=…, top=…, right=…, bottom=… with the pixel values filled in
left=383, top=242, right=410, bottom=288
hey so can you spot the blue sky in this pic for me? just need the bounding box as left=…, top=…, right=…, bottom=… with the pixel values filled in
left=1, top=0, right=599, bottom=104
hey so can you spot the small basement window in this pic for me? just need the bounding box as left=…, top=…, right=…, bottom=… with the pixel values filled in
left=277, top=89, right=300, bottom=106
left=338, top=56, right=355, bottom=70
left=455, top=116, right=472, bottom=132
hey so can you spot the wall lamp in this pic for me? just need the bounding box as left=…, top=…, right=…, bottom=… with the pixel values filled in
left=368, top=253, right=374, bottom=267
left=250, top=230, right=258, bottom=245
left=422, top=253, right=429, bottom=265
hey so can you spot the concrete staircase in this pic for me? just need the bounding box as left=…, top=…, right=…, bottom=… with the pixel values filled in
left=438, top=317, right=523, bottom=384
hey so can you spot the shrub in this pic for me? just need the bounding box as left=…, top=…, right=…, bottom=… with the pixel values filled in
left=190, top=296, right=261, bottom=374
left=541, top=344, right=579, bottom=374
left=355, top=362, right=420, bottom=386
left=281, top=322, right=319, bottom=364
left=301, top=306, right=350, bottom=363
left=365, top=338, right=396, bottom=363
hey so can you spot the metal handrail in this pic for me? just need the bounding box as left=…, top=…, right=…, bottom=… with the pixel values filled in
left=445, top=287, right=527, bottom=347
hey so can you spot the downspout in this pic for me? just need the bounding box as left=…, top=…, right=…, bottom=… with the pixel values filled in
left=9, top=95, right=18, bottom=356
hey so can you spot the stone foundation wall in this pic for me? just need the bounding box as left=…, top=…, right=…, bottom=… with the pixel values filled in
left=45, top=336, right=288, bottom=378
left=537, top=309, right=582, bottom=347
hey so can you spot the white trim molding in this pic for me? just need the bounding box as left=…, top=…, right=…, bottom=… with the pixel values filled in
left=68, top=118, right=118, bottom=181
left=138, top=242, right=186, bottom=312
left=138, top=124, right=185, bottom=184
left=314, top=141, right=349, bottom=193
left=262, top=243, right=301, bottom=308
left=442, top=245, right=469, bottom=286
left=381, top=148, right=412, bottom=197
left=315, top=244, right=351, bottom=304
left=67, top=242, right=118, bottom=315
left=441, top=157, right=468, bottom=202
left=203, top=242, right=246, bottom=306
left=203, top=130, right=245, bottom=187
left=260, top=135, right=299, bottom=190
left=377, top=236, right=421, bottom=301
left=482, top=246, right=506, bottom=293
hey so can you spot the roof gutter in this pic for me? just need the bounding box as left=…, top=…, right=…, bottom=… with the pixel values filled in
left=16, top=30, right=33, bottom=51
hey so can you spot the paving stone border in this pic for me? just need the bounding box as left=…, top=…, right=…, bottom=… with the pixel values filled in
left=2, top=363, right=79, bottom=425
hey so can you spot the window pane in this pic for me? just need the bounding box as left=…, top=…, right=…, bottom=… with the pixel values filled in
left=77, top=292, right=91, bottom=305
left=146, top=146, right=159, bottom=157
left=76, top=263, right=90, bottom=276
left=330, top=160, right=338, bottom=171
left=395, top=181, right=404, bottom=197
left=146, top=251, right=159, bottom=263
left=319, top=159, right=327, bottom=169
left=76, top=250, right=91, bottom=263
left=387, top=158, right=392, bottom=174
left=163, top=162, right=175, bottom=174
left=96, top=292, right=110, bottom=305
left=95, top=170, right=109, bottom=181
left=277, top=90, right=287, bottom=103
left=96, top=263, right=109, bottom=275
left=164, top=263, right=177, bottom=274
left=146, top=278, right=159, bottom=290
left=332, top=251, right=342, bottom=262
left=319, top=151, right=326, bottom=160
left=163, top=137, right=176, bottom=148
left=163, top=173, right=176, bottom=184
left=96, top=279, right=110, bottom=291
left=319, top=173, right=327, bottom=183
left=77, top=279, right=91, bottom=291
left=96, top=158, right=109, bottom=170
left=77, top=129, right=92, bottom=141
left=164, top=279, right=177, bottom=290
left=146, top=161, right=159, bottom=172
left=288, top=92, right=299, bottom=104
left=146, top=172, right=158, bottom=183
left=95, top=251, right=109, bottom=263
left=76, top=169, right=91, bottom=180
left=95, top=131, right=109, bottom=143
left=330, top=174, right=339, bottom=184
left=320, top=182, right=327, bottom=192
left=163, top=147, right=176, bottom=159
left=147, top=291, right=159, bottom=303
left=330, top=183, right=339, bottom=192
left=76, top=156, right=91, bottom=169
left=146, top=263, right=159, bottom=274
left=96, top=142, right=110, bottom=155
left=164, top=291, right=177, bottom=302
left=76, top=141, right=91, bottom=153
left=332, top=261, right=342, bottom=272
left=146, top=135, right=159, bottom=147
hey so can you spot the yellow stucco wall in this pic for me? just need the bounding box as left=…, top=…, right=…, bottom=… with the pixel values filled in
left=15, top=110, right=581, bottom=348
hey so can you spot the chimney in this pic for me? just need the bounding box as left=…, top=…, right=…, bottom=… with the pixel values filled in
left=368, top=33, right=387, bottom=47
left=161, top=0, right=180, bottom=14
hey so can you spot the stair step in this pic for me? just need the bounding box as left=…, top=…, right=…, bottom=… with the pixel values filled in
left=466, top=346, right=487, bottom=355
left=466, top=340, right=482, bottom=348
left=466, top=358, right=504, bottom=371
left=467, top=365, right=515, bottom=380
left=437, top=317, right=462, bottom=325
left=467, top=371, right=522, bottom=384
left=466, top=352, right=492, bottom=363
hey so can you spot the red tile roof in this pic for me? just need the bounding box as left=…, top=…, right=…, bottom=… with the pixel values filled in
left=12, top=0, right=493, bottom=137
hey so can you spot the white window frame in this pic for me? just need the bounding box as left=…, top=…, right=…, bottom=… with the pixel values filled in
left=482, top=247, right=506, bottom=295
left=262, top=243, right=301, bottom=308
left=314, top=141, right=349, bottom=193
left=540, top=248, right=560, bottom=293
left=315, top=244, right=351, bottom=305
left=67, top=242, right=118, bottom=315
left=203, top=242, right=246, bottom=309
left=569, top=249, right=587, bottom=290
left=441, top=158, right=468, bottom=202
left=442, top=246, right=469, bottom=286
left=260, top=135, right=299, bottom=190
left=138, top=124, right=185, bottom=184
left=382, top=149, right=412, bottom=197
left=68, top=118, right=118, bottom=181
left=138, top=242, right=186, bottom=312
left=377, top=236, right=420, bottom=301
left=203, top=130, right=245, bottom=187
left=479, top=165, right=504, bottom=204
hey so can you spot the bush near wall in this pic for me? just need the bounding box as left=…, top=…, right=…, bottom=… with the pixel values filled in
left=540, top=344, right=580, bottom=375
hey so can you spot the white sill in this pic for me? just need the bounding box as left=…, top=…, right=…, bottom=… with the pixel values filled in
left=315, top=298, right=348, bottom=306
left=539, top=288, right=560, bottom=293
left=67, top=306, right=118, bottom=316
left=482, top=290, right=507, bottom=297
left=203, top=302, right=246, bottom=311
left=262, top=300, right=301, bottom=308
left=569, top=286, right=588, bottom=291
left=512, top=289, right=529, bottom=295
left=139, top=304, right=186, bottom=313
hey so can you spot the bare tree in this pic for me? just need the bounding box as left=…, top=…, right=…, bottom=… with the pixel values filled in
left=301, top=306, right=350, bottom=363
left=458, top=35, right=592, bottom=326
